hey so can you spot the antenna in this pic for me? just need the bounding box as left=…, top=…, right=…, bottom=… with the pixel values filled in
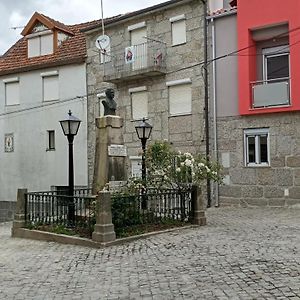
left=100, top=0, right=105, bottom=36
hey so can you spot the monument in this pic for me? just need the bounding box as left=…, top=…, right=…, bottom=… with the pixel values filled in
left=92, top=88, right=127, bottom=194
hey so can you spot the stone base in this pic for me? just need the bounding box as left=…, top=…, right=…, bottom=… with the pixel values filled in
left=193, top=210, right=207, bottom=226
left=0, top=201, right=16, bottom=222
left=92, top=224, right=116, bottom=243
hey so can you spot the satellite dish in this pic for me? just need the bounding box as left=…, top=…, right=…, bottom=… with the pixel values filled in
left=95, top=35, right=110, bottom=50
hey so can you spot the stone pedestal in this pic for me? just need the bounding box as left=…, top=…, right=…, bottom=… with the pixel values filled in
left=191, top=185, right=207, bottom=226
left=11, top=188, right=27, bottom=236
left=92, top=116, right=127, bottom=194
left=92, top=191, right=116, bottom=243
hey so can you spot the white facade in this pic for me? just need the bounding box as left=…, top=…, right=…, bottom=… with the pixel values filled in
left=0, top=64, right=88, bottom=202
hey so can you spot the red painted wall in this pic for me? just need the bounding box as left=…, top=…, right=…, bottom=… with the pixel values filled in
left=238, top=0, right=300, bottom=115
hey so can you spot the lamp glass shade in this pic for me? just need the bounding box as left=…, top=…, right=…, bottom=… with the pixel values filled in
left=60, top=111, right=81, bottom=136
left=135, top=119, right=153, bottom=140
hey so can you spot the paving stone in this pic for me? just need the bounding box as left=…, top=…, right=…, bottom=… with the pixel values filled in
left=0, top=207, right=300, bottom=299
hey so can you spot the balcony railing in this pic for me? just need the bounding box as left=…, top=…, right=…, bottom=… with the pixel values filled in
left=251, top=77, right=290, bottom=108
left=103, top=40, right=167, bottom=83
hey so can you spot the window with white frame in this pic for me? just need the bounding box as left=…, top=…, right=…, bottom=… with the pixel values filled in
left=100, top=44, right=111, bottom=64
left=263, top=45, right=289, bottom=82
left=170, top=15, right=186, bottom=46
left=130, top=156, right=142, bottom=178
left=42, top=71, right=59, bottom=101
left=244, top=128, right=269, bottom=167
left=28, top=32, right=53, bottom=58
left=4, top=78, right=20, bottom=106
left=130, top=87, right=148, bottom=120
left=167, top=79, right=192, bottom=116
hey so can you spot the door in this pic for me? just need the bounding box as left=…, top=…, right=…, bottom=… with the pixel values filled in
left=130, top=27, right=147, bottom=70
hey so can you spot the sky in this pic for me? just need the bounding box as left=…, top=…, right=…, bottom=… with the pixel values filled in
left=0, top=0, right=169, bottom=55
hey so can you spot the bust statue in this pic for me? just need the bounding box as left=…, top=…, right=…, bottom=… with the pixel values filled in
left=102, top=88, right=117, bottom=116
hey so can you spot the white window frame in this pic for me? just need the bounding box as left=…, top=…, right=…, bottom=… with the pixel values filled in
left=4, top=77, right=20, bottom=106
left=262, top=45, right=290, bottom=82
left=27, top=31, right=53, bottom=58
left=41, top=71, right=59, bottom=102
left=129, top=86, right=148, bottom=120
left=167, top=79, right=192, bottom=116
left=170, top=15, right=186, bottom=46
left=244, top=128, right=270, bottom=167
left=130, top=156, right=142, bottom=178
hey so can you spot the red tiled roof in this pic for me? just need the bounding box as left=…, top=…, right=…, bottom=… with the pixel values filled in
left=209, top=6, right=237, bottom=17
left=0, top=13, right=104, bottom=76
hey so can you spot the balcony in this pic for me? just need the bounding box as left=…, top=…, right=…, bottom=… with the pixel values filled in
left=103, top=40, right=167, bottom=83
left=251, top=78, right=290, bottom=108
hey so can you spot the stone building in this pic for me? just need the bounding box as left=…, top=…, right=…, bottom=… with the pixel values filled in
left=0, top=13, right=101, bottom=221
left=83, top=0, right=207, bottom=184
left=209, top=0, right=300, bottom=207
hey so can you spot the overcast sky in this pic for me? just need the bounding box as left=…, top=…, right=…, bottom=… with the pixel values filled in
left=0, top=0, right=169, bottom=55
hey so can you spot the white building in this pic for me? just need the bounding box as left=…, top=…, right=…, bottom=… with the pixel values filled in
left=0, top=12, right=100, bottom=221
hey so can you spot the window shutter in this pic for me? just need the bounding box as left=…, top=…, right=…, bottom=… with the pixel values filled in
left=131, top=91, right=148, bottom=120
left=43, top=76, right=59, bottom=101
left=172, top=20, right=186, bottom=46
left=41, top=34, right=53, bottom=55
left=6, top=82, right=20, bottom=106
left=169, top=84, right=192, bottom=115
left=28, top=37, right=40, bottom=57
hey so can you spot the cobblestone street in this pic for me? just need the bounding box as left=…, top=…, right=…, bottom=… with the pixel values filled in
left=0, top=207, right=299, bottom=300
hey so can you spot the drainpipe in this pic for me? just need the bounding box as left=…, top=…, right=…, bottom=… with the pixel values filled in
left=200, top=0, right=211, bottom=208
left=210, top=17, right=220, bottom=207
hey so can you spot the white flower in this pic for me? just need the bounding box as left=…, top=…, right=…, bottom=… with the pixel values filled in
left=205, top=166, right=210, bottom=172
left=192, top=172, right=195, bottom=177
left=180, top=162, right=185, bottom=167
left=185, top=159, right=192, bottom=167
left=198, top=162, right=205, bottom=167
left=176, top=167, right=181, bottom=172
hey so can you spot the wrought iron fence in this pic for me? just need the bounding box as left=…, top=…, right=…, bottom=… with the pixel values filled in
left=24, top=189, right=96, bottom=237
left=112, top=187, right=193, bottom=232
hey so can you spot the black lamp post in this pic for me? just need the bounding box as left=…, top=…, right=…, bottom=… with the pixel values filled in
left=135, top=118, right=153, bottom=182
left=59, top=110, right=81, bottom=224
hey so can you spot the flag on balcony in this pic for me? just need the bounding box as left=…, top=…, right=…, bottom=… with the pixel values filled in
left=125, top=46, right=135, bottom=64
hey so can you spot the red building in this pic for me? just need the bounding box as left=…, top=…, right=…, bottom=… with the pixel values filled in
left=209, top=0, right=300, bottom=208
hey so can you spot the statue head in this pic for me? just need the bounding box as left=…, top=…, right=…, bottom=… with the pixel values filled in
left=105, top=88, right=115, bottom=100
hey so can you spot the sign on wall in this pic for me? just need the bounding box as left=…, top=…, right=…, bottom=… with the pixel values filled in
left=4, top=133, right=14, bottom=152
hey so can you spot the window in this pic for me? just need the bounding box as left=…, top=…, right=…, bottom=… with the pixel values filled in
left=244, top=128, right=269, bottom=167
left=263, top=46, right=289, bottom=82
left=47, top=130, right=55, bottom=151
left=170, top=15, right=186, bottom=46
left=4, top=78, right=20, bottom=106
left=130, top=156, right=142, bottom=178
left=167, top=79, right=192, bottom=116
left=100, top=44, right=111, bottom=64
left=42, top=72, right=59, bottom=101
left=28, top=32, right=53, bottom=58
left=130, top=87, right=148, bottom=120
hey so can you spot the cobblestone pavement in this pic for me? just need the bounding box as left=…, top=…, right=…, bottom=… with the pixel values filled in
left=0, top=208, right=299, bottom=300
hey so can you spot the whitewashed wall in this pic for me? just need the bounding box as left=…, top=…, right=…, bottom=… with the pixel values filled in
left=0, top=64, right=88, bottom=202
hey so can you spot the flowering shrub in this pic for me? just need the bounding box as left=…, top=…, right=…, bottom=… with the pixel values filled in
left=145, top=140, right=223, bottom=189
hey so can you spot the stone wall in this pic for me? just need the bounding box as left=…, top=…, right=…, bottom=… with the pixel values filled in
left=85, top=0, right=206, bottom=185
left=216, top=112, right=300, bottom=208
left=0, top=201, right=16, bottom=222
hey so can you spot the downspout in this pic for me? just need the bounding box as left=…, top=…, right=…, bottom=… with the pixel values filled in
left=211, top=17, right=219, bottom=207
left=200, top=0, right=211, bottom=208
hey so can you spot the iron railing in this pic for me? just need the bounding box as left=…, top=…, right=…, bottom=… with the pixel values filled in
left=103, top=40, right=167, bottom=79
left=112, top=187, right=193, bottom=232
left=24, top=189, right=96, bottom=236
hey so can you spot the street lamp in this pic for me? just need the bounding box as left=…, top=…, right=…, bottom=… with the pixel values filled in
left=135, top=118, right=153, bottom=182
left=59, top=110, right=81, bottom=224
